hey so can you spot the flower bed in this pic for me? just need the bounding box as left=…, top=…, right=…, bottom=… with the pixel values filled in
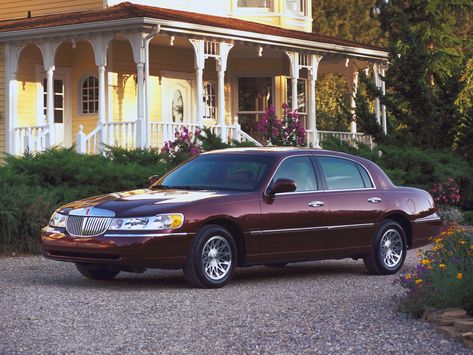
left=397, top=228, right=473, bottom=317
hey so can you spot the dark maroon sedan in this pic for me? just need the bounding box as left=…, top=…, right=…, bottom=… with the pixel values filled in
left=42, top=148, right=441, bottom=288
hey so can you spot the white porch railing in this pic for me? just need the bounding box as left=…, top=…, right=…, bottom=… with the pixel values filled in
left=76, top=125, right=102, bottom=155
left=149, top=121, right=201, bottom=148
left=238, top=129, right=263, bottom=147
left=14, top=125, right=49, bottom=155
left=104, top=121, right=137, bottom=150
left=317, top=130, right=374, bottom=149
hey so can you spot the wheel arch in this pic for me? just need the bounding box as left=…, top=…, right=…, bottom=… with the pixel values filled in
left=382, top=212, right=412, bottom=248
left=202, top=218, right=246, bottom=266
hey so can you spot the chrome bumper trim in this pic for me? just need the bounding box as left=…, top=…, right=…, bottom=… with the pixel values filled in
left=413, top=214, right=441, bottom=224
left=250, top=223, right=374, bottom=236
left=103, top=232, right=192, bottom=238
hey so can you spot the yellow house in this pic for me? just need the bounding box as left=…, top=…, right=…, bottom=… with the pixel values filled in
left=0, top=0, right=388, bottom=156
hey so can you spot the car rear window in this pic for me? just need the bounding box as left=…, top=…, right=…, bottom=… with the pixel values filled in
left=318, top=156, right=373, bottom=190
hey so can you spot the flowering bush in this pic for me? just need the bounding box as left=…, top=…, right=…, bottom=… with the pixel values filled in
left=431, top=178, right=461, bottom=207
left=397, top=228, right=473, bottom=316
left=161, top=126, right=202, bottom=165
left=256, top=104, right=306, bottom=146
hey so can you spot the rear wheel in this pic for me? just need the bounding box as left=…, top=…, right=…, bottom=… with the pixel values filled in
left=75, top=263, right=120, bottom=280
left=363, top=220, right=407, bottom=275
left=183, top=225, right=237, bottom=288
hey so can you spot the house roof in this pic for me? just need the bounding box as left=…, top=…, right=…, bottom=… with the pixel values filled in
left=0, top=2, right=385, bottom=54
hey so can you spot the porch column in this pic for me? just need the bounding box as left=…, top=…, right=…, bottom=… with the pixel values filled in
left=349, top=70, right=359, bottom=134
left=217, top=43, right=234, bottom=143
left=126, top=32, right=147, bottom=148
left=373, top=63, right=382, bottom=125
left=5, top=42, right=23, bottom=155
left=144, top=26, right=160, bottom=148
left=286, top=51, right=300, bottom=111
left=190, top=39, right=206, bottom=127
left=380, top=65, right=387, bottom=134
left=38, top=41, right=61, bottom=148
left=45, top=66, right=55, bottom=147
left=89, top=34, right=114, bottom=150
left=308, top=55, right=323, bottom=148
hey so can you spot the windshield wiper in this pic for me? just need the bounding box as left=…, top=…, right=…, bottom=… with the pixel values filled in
left=171, top=185, right=207, bottom=191
left=152, top=184, right=171, bottom=190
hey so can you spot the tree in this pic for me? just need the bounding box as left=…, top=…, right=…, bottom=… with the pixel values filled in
left=312, top=0, right=386, bottom=46
left=371, top=0, right=473, bottom=149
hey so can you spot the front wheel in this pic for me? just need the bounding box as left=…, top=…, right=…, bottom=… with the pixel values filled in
left=75, top=263, right=120, bottom=280
left=363, top=220, right=407, bottom=275
left=183, top=225, right=237, bottom=288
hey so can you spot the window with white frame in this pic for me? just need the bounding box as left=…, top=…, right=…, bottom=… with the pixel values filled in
left=203, top=82, right=217, bottom=120
left=286, top=77, right=308, bottom=128
left=237, top=0, right=273, bottom=10
left=81, top=76, right=99, bottom=114
left=285, top=0, right=307, bottom=15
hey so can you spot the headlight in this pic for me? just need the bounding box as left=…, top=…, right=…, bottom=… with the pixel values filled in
left=108, top=214, right=184, bottom=231
left=49, top=212, right=67, bottom=228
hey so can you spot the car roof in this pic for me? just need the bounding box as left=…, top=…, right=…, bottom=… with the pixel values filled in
left=201, top=147, right=359, bottom=159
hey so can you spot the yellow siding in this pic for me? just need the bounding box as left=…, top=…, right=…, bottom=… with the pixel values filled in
left=0, top=0, right=104, bottom=20
left=17, top=45, right=43, bottom=128
left=0, top=45, right=5, bottom=156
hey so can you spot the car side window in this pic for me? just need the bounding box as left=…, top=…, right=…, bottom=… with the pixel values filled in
left=318, top=157, right=372, bottom=190
left=272, top=156, right=318, bottom=192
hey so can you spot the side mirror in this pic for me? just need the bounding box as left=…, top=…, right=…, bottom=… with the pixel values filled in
left=267, top=178, right=296, bottom=196
left=148, top=175, right=161, bottom=186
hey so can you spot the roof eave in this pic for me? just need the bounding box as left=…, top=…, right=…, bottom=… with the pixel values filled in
left=0, top=16, right=388, bottom=61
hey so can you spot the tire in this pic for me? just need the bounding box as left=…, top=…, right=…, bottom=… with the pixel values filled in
left=75, top=263, right=120, bottom=280
left=183, top=225, right=237, bottom=288
left=363, top=220, right=407, bottom=275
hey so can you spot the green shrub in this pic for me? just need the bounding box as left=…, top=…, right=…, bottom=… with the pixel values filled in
left=321, top=136, right=473, bottom=210
left=397, top=228, right=473, bottom=316
left=0, top=147, right=171, bottom=253
left=464, top=211, right=473, bottom=226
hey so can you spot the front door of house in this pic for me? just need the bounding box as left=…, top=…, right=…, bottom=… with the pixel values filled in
left=43, top=78, right=65, bottom=145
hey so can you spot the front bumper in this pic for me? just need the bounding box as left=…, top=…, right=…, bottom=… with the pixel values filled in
left=41, top=227, right=193, bottom=269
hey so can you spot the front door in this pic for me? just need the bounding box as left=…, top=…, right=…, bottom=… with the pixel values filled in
left=43, top=78, right=65, bottom=145
left=258, top=155, right=329, bottom=261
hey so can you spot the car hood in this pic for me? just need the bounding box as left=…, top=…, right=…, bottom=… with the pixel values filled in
left=58, top=189, right=230, bottom=217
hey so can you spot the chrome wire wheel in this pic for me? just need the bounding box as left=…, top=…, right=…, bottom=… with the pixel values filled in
left=380, top=228, right=403, bottom=268
left=202, top=235, right=232, bottom=281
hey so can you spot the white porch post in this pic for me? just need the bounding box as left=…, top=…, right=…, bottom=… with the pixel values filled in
left=190, top=39, right=206, bottom=127
left=217, top=42, right=234, bottom=143
left=88, top=34, right=113, bottom=150
left=45, top=66, right=55, bottom=147
left=5, top=42, right=23, bottom=155
left=144, top=26, right=160, bottom=148
left=126, top=32, right=147, bottom=149
left=308, top=54, right=323, bottom=148
left=380, top=65, right=387, bottom=134
left=286, top=51, right=300, bottom=111
left=38, top=41, right=61, bottom=148
left=373, top=63, right=382, bottom=125
left=350, top=70, right=359, bottom=134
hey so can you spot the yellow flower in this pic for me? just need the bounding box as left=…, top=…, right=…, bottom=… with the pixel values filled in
left=470, top=245, right=473, bottom=250
left=460, top=240, right=466, bottom=245
left=421, top=259, right=431, bottom=265
left=434, top=238, right=443, bottom=243
left=427, top=266, right=433, bottom=270
left=405, top=273, right=412, bottom=280
left=457, top=273, right=463, bottom=280
left=415, top=279, right=423, bottom=284
left=439, top=263, right=446, bottom=269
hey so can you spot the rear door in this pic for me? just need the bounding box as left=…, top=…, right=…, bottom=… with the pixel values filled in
left=314, top=156, right=388, bottom=251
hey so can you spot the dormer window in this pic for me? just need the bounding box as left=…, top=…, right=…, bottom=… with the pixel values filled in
left=237, top=0, right=274, bottom=11
left=286, top=0, right=307, bottom=15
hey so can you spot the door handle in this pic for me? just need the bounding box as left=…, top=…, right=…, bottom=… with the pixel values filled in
left=368, top=197, right=382, bottom=203
left=308, top=201, right=325, bottom=207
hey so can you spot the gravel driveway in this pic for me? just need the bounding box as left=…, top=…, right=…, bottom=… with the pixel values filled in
left=0, top=250, right=469, bottom=354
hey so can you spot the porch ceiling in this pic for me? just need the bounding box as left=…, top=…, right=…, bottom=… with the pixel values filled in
left=0, top=2, right=388, bottom=61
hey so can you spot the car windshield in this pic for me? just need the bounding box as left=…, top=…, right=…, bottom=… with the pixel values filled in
left=155, top=154, right=275, bottom=192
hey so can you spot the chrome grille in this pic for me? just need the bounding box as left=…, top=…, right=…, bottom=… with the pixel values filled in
left=66, top=216, right=113, bottom=237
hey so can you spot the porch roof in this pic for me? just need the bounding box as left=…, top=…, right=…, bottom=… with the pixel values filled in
left=0, top=2, right=387, bottom=60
